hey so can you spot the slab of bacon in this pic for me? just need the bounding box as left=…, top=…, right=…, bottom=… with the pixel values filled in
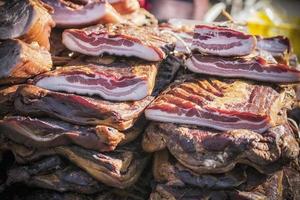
left=33, top=58, right=158, bottom=101
left=0, top=116, right=146, bottom=152
left=62, top=24, right=175, bottom=61
left=0, top=0, right=55, bottom=50
left=186, top=54, right=300, bottom=83
left=143, top=123, right=299, bottom=174
left=0, top=39, right=52, bottom=85
left=192, top=25, right=257, bottom=56
left=42, top=0, right=122, bottom=28
left=257, top=36, right=291, bottom=57
left=14, top=85, right=153, bottom=130
left=0, top=139, right=150, bottom=189
left=108, top=0, right=140, bottom=14
left=145, top=78, right=294, bottom=133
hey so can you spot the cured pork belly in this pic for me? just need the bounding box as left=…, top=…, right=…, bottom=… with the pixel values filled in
left=0, top=116, right=146, bottom=152
left=143, top=123, right=299, bottom=174
left=108, top=0, right=140, bottom=14
left=0, top=40, right=52, bottom=85
left=257, top=36, right=291, bottom=57
left=0, top=85, right=21, bottom=117
left=14, top=85, right=152, bottom=130
left=152, top=150, right=261, bottom=189
left=0, top=139, right=150, bottom=189
left=0, top=0, right=55, bottom=50
left=42, top=0, right=122, bottom=28
left=6, top=156, right=103, bottom=194
left=62, top=24, right=174, bottom=61
left=192, top=25, right=256, bottom=56
left=145, top=78, right=294, bottom=133
left=186, top=54, right=300, bottom=83
left=33, top=59, right=158, bottom=101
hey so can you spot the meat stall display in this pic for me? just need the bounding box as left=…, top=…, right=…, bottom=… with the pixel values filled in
left=0, top=1, right=299, bottom=200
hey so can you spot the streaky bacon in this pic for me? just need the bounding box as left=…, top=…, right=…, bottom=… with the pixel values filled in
left=257, top=36, right=291, bottom=57
left=192, top=25, right=256, bottom=56
left=42, top=0, right=122, bottom=28
left=186, top=54, right=300, bottom=83
left=145, top=78, right=294, bottom=133
left=62, top=24, right=175, bottom=61
left=32, top=58, right=158, bottom=101
left=14, top=84, right=153, bottom=130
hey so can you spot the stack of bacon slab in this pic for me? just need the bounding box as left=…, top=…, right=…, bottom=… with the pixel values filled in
left=144, top=23, right=300, bottom=200
left=0, top=1, right=181, bottom=199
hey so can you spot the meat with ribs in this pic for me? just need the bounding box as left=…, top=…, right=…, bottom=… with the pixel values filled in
left=143, top=122, right=299, bottom=174
left=0, top=139, right=150, bottom=189
left=32, top=58, right=158, bottom=101
left=192, top=25, right=256, bottom=56
left=62, top=23, right=175, bottom=61
left=0, top=0, right=55, bottom=50
left=14, top=84, right=152, bottom=130
left=0, top=40, right=52, bottom=85
left=186, top=54, right=300, bottom=83
left=108, top=0, right=140, bottom=14
left=41, top=0, right=122, bottom=28
left=145, top=78, right=294, bottom=133
left=5, top=156, right=104, bottom=194
left=0, top=116, right=146, bottom=151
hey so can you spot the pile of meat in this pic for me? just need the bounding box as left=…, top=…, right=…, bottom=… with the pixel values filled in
left=144, top=23, right=300, bottom=199
left=0, top=0, right=299, bottom=200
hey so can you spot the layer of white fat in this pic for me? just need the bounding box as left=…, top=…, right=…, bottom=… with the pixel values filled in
left=35, top=76, right=149, bottom=101
left=62, top=32, right=162, bottom=61
left=54, top=3, right=105, bottom=26
left=145, top=109, right=267, bottom=133
left=192, top=28, right=254, bottom=56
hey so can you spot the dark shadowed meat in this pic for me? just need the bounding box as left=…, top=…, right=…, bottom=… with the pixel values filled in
left=62, top=23, right=175, bottom=61
left=152, top=150, right=256, bottom=189
left=143, top=123, right=299, bottom=174
left=14, top=84, right=152, bottom=130
left=0, top=116, right=146, bottom=151
left=0, top=85, right=21, bottom=117
left=41, top=0, right=122, bottom=28
left=192, top=25, right=257, bottom=56
left=5, top=156, right=105, bottom=194
left=32, top=59, right=158, bottom=101
left=0, top=0, right=55, bottom=50
left=186, top=54, right=300, bottom=83
left=145, top=78, right=294, bottom=133
left=0, top=139, right=150, bottom=189
left=108, top=0, right=140, bottom=14
left=0, top=40, right=52, bottom=85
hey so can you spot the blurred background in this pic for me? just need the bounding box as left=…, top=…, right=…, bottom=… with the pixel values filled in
left=139, top=0, right=300, bottom=59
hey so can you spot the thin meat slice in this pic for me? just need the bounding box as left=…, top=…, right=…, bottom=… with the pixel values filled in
left=145, top=78, right=294, bottom=133
left=108, top=0, right=140, bottom=14
left=42, top=0, right=122, bottom=28
left=62, top=24, right=175, bottom=61
left=0, top=139, right=150, bottom=189
left=0, top=116, right=146, bottom=152
left=192, top=25, right=256, bottom=56
left=186, top=54, right=300, bottom=83
left=14, top=84, right=153, bottom=130
left=32, top=59, right=158, bottom=101
left=0, top=0, right=55, bottom=50
left=0, top=39, right=52, bottom=85
left=143, top=123, right=299, bottom=174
